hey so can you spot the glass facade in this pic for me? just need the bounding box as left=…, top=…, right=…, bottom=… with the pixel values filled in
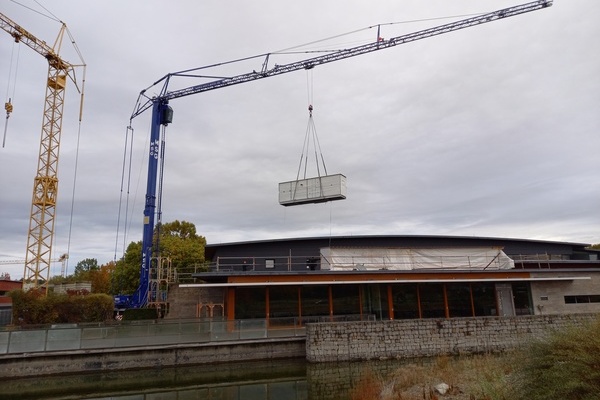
left=235, top=287, right=266, bottom=319
left=472, top=283, right=497, bottom=316
left=446, top=283, right=473, bottom=317
left=512, top=282, right=533, bottom=315
left=332, top=285, right=360, bottom=317
left=392, top=284, right=419, bottom=319
left=231, top=281, right=533, bottom=322
left=361, top=284, right=389, bottom=320
left=268, top=286, right=299, bottom=319
left=301, top=286, right=330, bottom=321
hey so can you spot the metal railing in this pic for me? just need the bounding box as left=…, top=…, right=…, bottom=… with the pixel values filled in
left=212, top=254, right=512, bottom=272
left=0, top=314, right=371, bottom=355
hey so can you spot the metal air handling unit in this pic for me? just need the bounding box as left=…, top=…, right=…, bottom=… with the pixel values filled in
left=279, top=174, right=347, bottom=206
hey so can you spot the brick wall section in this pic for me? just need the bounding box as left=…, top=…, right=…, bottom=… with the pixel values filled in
left=305, top=313, right=599, bottom=362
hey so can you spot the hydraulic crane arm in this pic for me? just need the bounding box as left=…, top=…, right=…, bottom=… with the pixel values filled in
left=119, top=0, right=552, bottom=309
left=131, top=0, right=552, bottom=119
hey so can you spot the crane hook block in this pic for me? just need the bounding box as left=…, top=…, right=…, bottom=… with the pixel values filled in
left=161, top=105, right=173, bottom=126
left=5, top=101, right=13, bottom=116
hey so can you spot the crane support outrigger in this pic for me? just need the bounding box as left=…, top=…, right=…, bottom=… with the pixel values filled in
left=117, top=1, right=552, bottom=309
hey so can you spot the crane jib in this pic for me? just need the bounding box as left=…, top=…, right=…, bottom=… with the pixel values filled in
left=160, top=0, right=551, bottom=103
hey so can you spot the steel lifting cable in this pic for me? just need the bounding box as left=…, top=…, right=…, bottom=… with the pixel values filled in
left=115, top=125, right=135, bottom=262
left=64, top=65, right=86, bottom=276
left=154, top=123, right=168, bottom=254
left=3, top=40, right=20, bottom=148
left=295, top=71, right=328, bottom=182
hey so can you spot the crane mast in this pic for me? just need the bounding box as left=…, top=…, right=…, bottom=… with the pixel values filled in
left=120, top=0, right=552, bottom=309
left=0, top=13, right=84, bottom=292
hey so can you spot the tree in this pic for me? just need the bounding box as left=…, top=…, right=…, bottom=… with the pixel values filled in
left=158, top=220, right=206, bottom=277
left=74, top=258, right=99, bottom=276
left=111, top=241, right=142, bottom=295
left=110, top=220, right=207, bottom=295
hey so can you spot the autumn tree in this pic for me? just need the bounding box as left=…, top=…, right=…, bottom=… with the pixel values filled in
left=158, top=220, right=206, bottom=276
left=48, top=258, right=114, bottom=294
left=110, top=220, right=207, bottom=295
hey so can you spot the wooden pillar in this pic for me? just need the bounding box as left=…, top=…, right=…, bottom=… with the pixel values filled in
left=443, top=284, right=450, bottom=319
left=328, top=285, right=333, bottom=320
left=298, top=286, right=302, bottom=325
left=358, top=285, right=363, bottom=320
left=387, top=284, right=394, bottom=320
left=469, top=283, right=476, bottom=317
left=226, top=288, right=235, bottom=321
left=416, top=284, right=422, bottom=319
left=265, top=287, right=270, bottom=324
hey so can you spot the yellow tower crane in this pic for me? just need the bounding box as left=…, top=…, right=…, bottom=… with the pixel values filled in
left=0, top=12, right=85, bottom=292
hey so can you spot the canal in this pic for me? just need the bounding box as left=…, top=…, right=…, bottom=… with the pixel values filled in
left=1, top=357, right=411, bottom=400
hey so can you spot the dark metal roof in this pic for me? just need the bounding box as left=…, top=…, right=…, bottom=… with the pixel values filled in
left=206, top=234, right=592, bottom=249
left=204, top=235, right=594, bottom=261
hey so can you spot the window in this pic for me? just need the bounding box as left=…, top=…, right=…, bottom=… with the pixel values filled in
left=565, top=295, right=600, bottom=304
left=235, top=287, right=266, bottom=319
left=332, top=285, right=360, bottom=318
left=265, top=259, right=275, bottom=269
left=512, top=282, right=533, bottom=315
left=420, top=283, right=445, bottom=318
left=301, top=286, right=330, bottom=322
left=269, top=286, right=299, bottom=325
left=361, top=284, right=389, bottom=320
left=446, top=283, right=473, bottom=317
left=472, top=283, right=497, bottom=316
left=391, top=284, right=419, bottom=319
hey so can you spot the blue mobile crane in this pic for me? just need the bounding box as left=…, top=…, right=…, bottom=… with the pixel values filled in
left=114, top=1, right=552, bottom=310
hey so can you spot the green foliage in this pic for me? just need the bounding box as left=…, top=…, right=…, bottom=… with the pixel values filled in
left=589, top=243, right=600, bottom=249
left=510, top=317, right=600, bottom=400
left=158, top=220, right=207, bottom=275
left=111, top=220, right=207, bottom=295
left=10, top=289, right=114, bottom=325
left=110, top=241, right=143, bottom=295
left=74, top=258, right=99, bottom=276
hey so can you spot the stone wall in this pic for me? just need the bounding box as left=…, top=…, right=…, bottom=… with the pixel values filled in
left=166, top=284, right=225, bottom=319
left=306, top=313, right=599, bottom=362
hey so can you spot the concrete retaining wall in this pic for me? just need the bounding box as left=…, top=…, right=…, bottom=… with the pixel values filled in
left=0, top=337, right=305, bottom=378
left=306, top=313, right=599, bottom=362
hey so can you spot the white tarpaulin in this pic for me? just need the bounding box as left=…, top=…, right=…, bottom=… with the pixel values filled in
left=320, top=247, right=514, bottom=271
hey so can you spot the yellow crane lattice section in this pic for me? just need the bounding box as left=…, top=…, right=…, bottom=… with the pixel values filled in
left=0, top=12, right=85, bottom=291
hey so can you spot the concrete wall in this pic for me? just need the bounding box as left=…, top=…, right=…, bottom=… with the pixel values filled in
left=305, top=313, right=599, bottom=362
left=530, top=271, right=600, bottom=315
left=0, top=337, right=305, bottom=378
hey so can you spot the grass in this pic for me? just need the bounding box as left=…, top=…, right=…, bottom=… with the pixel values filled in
left=350, top=315, right=600, bottom=400
left=350, top=353, right=516, bottom=400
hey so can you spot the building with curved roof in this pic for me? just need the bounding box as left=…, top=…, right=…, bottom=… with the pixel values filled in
left=177, top=235, right=600, bottom=323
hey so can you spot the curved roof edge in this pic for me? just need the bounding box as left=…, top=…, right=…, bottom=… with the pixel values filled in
left=206, top=234, right=592, bottom=248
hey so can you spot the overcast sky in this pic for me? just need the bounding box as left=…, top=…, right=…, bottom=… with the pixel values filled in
left=1, top=0, right=599, bottom=280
